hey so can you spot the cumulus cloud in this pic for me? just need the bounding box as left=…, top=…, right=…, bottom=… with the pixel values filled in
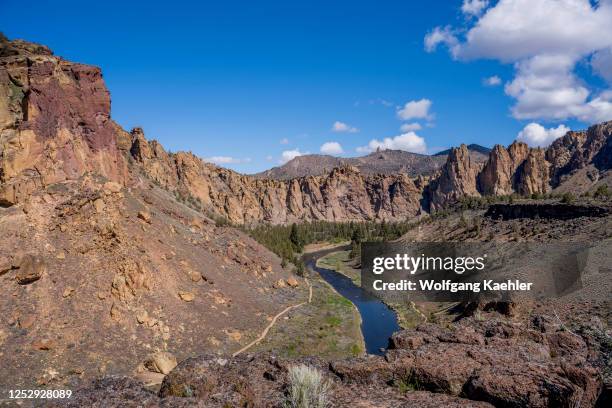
left=400, top=122, right=422, bottom=132
left=424, top=26, right=458, bottom=55
left=356, top=132, right=427, bottom=154
left=332, top=121, right=359, bottom=133
left=462, top=0, right=489, bottom=16
left=455, top=0, right=612, bottom=62
left=517, top=122, right=570, bottom=147
left=505, top=54, right=612, bottom=122
left=426, top=0, right=612, bottom=123
left=320, top=142, right=344, bottom=155
left=280, top=149, right=304, bottom=164
left=205, top=156, right=251, bottom=165
left=483, top=75, right=502, bottom=86
left=397, top=99, right=433, bottom=121
left=279, top=137, right=289, bottom=145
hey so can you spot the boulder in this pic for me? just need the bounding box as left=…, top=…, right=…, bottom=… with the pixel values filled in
left=15, top=255, right=46, bottom=284
left=103, top=181, right=122, bottom=194
left=137, top=211, right=152, bottom=223
left=178, top=291, right=195, bottom=302
left=273, top=279, right=287, bottom=288
left=145, top=352, right=177, bottom=375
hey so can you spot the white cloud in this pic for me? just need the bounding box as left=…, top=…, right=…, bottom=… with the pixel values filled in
left=456, top=0, right=612, bottom=62
left=426, top=0, right=612, bottom=124
left=400, top=122, right=422, bottom=132
left=280, top=137, right=289, bottom=145
left=265, top=155, right=273, bottom=161
left=356, top=132, right=427, bottom=154
left=280, top=149, right=304, bottom=164
left=517, top=122, right=570, bottom=147
left=462, top=0, right=488, bottom=16
left=397, top=99, right=433, bottom=121
left=505, top=54, right=612, bottom=122
left=205, top=156, right=251, bottom=165
left=424, top=26, right=458, bottom=55
left=483, top=75, right=501, bottom=86
left=332, top=121, right=359, bottom=133
left=320, top=142, right=344, bottom=155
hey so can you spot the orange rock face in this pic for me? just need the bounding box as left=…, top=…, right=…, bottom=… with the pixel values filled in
left=0, top=37, right=129, bottom=206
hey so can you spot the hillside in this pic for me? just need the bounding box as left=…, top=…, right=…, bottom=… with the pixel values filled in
left=254, top=150, right=448, bottom=179
left=0, top=35, right=305, bottom=391
left=434, top=143, right=490, bottom=161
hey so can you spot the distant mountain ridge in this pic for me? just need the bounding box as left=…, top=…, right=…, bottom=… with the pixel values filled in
left=434, top=143, right=491, bottom=158
left=254, top=146, right=490, bottom=180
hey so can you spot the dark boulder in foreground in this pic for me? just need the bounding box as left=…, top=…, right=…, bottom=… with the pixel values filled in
left=49, top=313, right=608, bottom=408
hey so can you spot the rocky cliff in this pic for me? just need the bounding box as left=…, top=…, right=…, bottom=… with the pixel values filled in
left=427, top=123, right=611, bottom=210
left=134, top=123, right=611, bottom=218
left=1, top=35, right=611, bottom=223
left=0, top=35, right=128, bottom=207
left=130, top=131, right=426, bottom=224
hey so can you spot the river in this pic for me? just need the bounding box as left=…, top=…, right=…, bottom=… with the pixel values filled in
left=303, top=247, right=401, bottom=355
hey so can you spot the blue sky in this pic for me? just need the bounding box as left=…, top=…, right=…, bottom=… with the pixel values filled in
left=1, top=0, right=610, bottom=173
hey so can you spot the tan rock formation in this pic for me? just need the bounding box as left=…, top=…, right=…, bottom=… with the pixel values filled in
left=515, top=148, right=550, bottom=195
left=130, top=136, right=425, bottom=224
left=478, top=142, right=529, bottom=195
left=428, top=144, right=482, bottom=210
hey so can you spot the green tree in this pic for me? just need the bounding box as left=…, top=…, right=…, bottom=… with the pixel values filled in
left=289, top=223, right=303, bottom=252
left=351, top=226, right=363, bottom=244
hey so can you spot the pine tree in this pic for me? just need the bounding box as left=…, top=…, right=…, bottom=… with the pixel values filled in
left=289, top=223, right=302, bottom=252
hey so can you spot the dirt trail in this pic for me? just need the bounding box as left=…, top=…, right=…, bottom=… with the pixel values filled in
left=232, top=279, right=313, bottom=357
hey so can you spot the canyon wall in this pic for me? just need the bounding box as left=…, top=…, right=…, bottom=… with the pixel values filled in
left=0, top=36, right=128, bottom=206
left=1, top=35, right=611, bottom=223
left=130, top=129, right=425, bottom=224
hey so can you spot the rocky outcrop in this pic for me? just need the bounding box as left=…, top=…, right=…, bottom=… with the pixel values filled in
left=2, top=35, right=422, bottom=225
left=429, top=123, right=611, bottom=209
left=0, top=35, right=128, bottom=206
left=547, top=121, right=612, bottom=187
left=428, top=144, right=482, bottom=211
left=56, top=313, right=608, bottom=407
left=130, top=136, right=425, bottom=224
left=478, top=142, right=529, bottom=195
left=515, top=148, right=550, bottom=195
left=387, top=320, right=605, bottom=407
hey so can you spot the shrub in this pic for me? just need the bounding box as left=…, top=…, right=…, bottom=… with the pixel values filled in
left=294, top=258, right=305, bottom=277
left=285, top=365, right=331, bottom=408
left=458, top=213, right=468, bottom=229
left=594, top=184, right=610, bottom=199
left=560, top=192, right=575, bottom=204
